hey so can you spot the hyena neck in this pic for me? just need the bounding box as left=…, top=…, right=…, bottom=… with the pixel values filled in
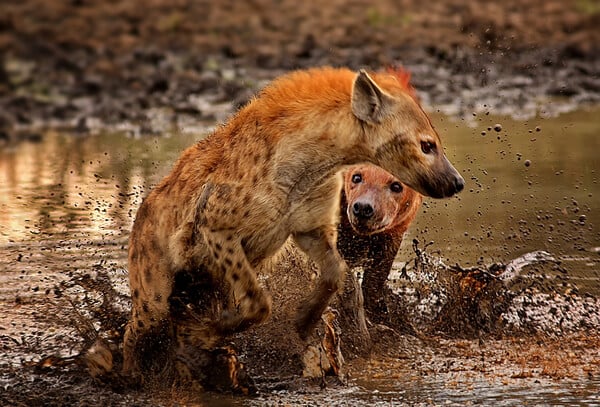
left=275, top=148, right=346, bottom=201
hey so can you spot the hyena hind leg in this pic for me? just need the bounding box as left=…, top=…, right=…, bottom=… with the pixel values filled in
left=122, top=264, right=174, bottom=379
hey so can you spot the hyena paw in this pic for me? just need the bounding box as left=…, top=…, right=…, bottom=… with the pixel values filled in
left=215, top=310, right=262, bottom=335
left=214, top=310, right=245, bottom=335
left=215, top=294, right=272, bottom=335
left=294, top=302, right=322, bottom=340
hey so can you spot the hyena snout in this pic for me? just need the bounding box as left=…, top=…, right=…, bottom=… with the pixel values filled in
left=454, top=175, right=465, bottom=192
left=348, top=197, right=392, bottom=235
left=422, top=156, right=465, bottom=199
left=448, top=171, right=465, bottom=195
left=352, top=201, right=374, bottom=220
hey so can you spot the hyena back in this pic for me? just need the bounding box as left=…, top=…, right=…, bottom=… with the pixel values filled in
left=123, top=67, right=464, bottom=378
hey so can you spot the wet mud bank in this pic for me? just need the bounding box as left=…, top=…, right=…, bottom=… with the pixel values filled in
left=1, top=0, right=600, bottom=141
left=1, top=242, right=599, bottom=406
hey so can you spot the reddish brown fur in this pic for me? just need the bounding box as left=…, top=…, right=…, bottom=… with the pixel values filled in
left=123, top=67, right=463, bottom=382
left=337, top=164, right=422, bottom=321
left=342, top=163, right=422, bottom=237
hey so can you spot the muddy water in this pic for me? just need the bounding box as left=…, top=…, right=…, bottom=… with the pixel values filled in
left=1, top=109, right=599, bottom=405
left=402, top=108, right=600, bottom=294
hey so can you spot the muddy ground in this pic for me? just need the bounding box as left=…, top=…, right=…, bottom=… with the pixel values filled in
left=1, top=0, right=600, bottom=405
left=1, top=239, right=599, bottom=406
left=1, top=0, right=600, bottom=139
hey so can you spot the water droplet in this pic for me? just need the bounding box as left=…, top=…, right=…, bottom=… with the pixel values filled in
left=494, top=124, right=502, bottom=132
left=524, top=160, right=531, bottom=167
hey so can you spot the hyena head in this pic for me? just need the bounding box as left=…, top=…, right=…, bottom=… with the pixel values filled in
left=351, top=69, right=464, bottom=199
left=343, top=164, right=421, bottom=236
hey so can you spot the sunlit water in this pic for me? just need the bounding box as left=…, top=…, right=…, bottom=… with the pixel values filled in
left=1, top=108, right=599, bottom=404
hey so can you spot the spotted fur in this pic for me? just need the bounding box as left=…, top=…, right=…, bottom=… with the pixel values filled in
left=123, top=67, right=463, bottom=380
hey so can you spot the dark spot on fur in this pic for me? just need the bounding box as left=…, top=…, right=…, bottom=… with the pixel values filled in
left=227, top=247, right=234, bottom=255
left=246, top=289, right=255, bottom=299
left=145, top=269, right=152, bottom=283
left=236, top=261, right=243, bottom=269
left=133, top=289, right=140, bottom=299
left=154, top=294, right=162, bottom=303
left=142, top=302, right=150, bottom=313
left=224, top=257, right=233, bottom=267
left=243, top=210, right=250, bottom=218
left=138, top=320, right=145, bottom=328
left=232, top=272, right=240, bottom=281
left=215, top=243, right=222, bottom=252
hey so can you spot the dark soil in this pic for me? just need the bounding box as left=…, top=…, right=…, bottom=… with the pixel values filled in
left=1, top=0, right=599, bottom=141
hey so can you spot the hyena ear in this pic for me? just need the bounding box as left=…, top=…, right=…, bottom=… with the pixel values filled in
left=351, top=70, right=395, bottom=124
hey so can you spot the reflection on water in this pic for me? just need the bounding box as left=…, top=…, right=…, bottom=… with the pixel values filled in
left=2, top=111, right=598, bottom=253
left=3, top=111, right=597, bottom=288
left=0, top=130, right=202, bottom=244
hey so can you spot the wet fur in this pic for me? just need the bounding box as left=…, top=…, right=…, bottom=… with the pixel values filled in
left=123, top=67, right=462, bottom=380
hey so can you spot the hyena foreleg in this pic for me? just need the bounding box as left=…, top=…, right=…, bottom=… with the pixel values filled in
left=201, top=230, right=273, bottom=335
left=293, top=227, right=348, bottom=339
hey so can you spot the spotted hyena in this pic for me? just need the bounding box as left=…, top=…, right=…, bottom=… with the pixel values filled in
left=123, top=67, right=464, bottom=379
left=337, top=164, right=422, bottom=321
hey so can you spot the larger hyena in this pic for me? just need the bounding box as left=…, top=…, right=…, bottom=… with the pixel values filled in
left=123, top=67, right=464, bottom=379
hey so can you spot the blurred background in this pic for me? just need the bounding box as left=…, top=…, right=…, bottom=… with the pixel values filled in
left=0, top=0, right=599, bottom=135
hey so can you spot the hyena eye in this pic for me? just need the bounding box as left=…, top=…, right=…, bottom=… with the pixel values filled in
left=421, top=141, right=436, bottom=154
left=352, top=173, right=362, bottom=184
left=390, top=182, right=403, bottom=193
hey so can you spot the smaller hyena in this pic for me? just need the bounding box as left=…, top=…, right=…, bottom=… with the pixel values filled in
left=123, top=67, right=464, bottom=380
left=337, top=164, right=422, bottom=321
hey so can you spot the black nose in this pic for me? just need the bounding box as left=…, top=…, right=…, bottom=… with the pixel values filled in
left=454, top=176, right=465, bottom=193
left=352, top=202, right=374, bottom=219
